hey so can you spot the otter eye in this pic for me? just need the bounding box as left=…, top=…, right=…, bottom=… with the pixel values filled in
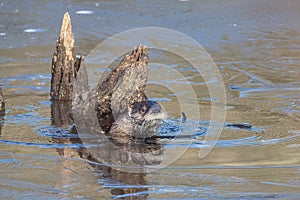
left=141, top=108, right=146, bottom=113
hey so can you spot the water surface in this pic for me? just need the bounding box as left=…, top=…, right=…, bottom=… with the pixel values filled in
left=1, top=0, right=300, bottom=199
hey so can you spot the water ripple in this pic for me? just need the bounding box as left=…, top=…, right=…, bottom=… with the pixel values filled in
left=0, top=139, right=88, bottom=149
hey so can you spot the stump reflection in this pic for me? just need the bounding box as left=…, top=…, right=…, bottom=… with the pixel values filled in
left=51, top=99, right=163, bottom=199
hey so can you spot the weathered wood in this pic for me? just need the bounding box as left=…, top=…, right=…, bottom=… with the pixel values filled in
left=50, top=13, right=85, bottom=129
left=50, top=12, right=77, bottom=100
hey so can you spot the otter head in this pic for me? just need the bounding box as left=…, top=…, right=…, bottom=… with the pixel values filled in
left=110, top=101, right=165, bottom=139
left=128, top=101, right=165, bottom=138
left=130, top=101, right=165, bottom=124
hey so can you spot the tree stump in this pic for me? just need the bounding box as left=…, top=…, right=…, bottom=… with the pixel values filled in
left=50, top=12, right=84, bottom=129
left=50, top=12, right=82, bottom=101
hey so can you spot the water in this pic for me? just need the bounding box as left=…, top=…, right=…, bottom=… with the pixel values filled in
left=1, top=0, right=300, bottom=199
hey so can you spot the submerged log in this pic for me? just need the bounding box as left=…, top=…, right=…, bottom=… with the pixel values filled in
left=50, top=12, right=79, bottom=101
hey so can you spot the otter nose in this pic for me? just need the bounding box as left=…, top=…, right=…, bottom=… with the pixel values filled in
left=150, top=103, right=162, bottom=114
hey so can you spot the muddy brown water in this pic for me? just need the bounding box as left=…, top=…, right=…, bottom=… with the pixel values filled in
left=1, top=0, right=300, bottom=199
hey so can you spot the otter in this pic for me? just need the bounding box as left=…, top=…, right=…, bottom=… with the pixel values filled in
left=109, top=101, right=165, bottom=139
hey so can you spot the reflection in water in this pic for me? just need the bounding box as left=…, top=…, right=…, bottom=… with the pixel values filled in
left=0, top=109, right=4, bottom=137
left=51, top=100, right=73, bottom=128
left=50, top=99, right=163, bottom=199
left=0, top=87, right=4, bottom=137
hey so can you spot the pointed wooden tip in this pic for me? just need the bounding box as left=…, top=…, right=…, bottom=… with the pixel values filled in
left=50, top=12, right=76, bottom=100
left=60, top=12, right=73, bottom=41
